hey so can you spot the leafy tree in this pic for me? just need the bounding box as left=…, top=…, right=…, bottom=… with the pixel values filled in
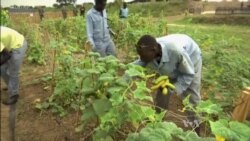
left=53, top=3, right=60, bottom=8
left=56, top=0, right=76, bottom=5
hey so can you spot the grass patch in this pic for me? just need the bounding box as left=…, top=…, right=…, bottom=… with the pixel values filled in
left=178, top=15, right=250, bottom=26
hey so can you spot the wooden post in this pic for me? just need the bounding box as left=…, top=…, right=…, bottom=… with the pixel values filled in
left=9, top=103, right=17, bottom=141
left=232, top=87, right=250, bottom=122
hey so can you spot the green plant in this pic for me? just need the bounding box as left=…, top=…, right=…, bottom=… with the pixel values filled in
left=37, top=46, right=166, bottom=140
left=26, top=27, right=46, bottom=65
left=40, top=16, right=87, bottom=52
left=126, top=122, right=214, bottom=141
left=210, top=119, right=250, bottom=141
left=0, top=9, right=10, bottom=26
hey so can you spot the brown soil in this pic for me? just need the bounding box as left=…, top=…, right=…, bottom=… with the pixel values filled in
left=1, top=63, right=87, bottom=141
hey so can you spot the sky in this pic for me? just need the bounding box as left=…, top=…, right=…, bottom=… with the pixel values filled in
left=1, top=0, right=115, bottom=7
left=1, top=0, right=248, bottom=7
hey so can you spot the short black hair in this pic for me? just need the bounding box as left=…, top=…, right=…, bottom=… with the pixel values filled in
left=95, top=0, right=107, bottom=4
left=136, top=35, right=157, bottom=50
left=123, top=3, right=127, bottom=7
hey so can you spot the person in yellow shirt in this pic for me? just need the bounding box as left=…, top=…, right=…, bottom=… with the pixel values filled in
left=1, top=26, right=27, bottom=105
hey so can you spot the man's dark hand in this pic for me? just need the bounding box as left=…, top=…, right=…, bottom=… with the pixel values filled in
left=0, top=49, right=11, bottom=65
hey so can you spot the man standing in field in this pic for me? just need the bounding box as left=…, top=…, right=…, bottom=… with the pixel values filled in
left=86, top=0, right=116, bottom=57
left=61, top=5, right=67, bottom=19
left=0, top=26, right=28, bottom=105
left=133, top=34, right=202, bottom=135
left=38, top=7, right=45, bottom=21
left=119, top=2, right=129, bottom=19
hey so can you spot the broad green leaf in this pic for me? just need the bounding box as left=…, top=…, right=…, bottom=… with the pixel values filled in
left=81, top=106, right=96, bottom=121
left=107, top=87, right=123, bottom=96
left=93, top=129, right=110, bottom=141
left=89, top=52, right=101, bottom=57
left=155, top=111, right=166, bottom=122
left=133, top=81, right=152, bottom=101
left=127, top=103, right=145, bottom=122
left=99, top=136, right=113, bottom=141
left=41, top=102, right=50, bottom=109
left=109, top=91, right=124, bottom=106
left=99, top=73, right=115, bottom=82
left=93, top=99, right=112, bottom=116
left=160, top=122, right=183, bottom=133
left=182, top=131, right=214, bottom=141
left=229, top=121, right=250, bottom=141
left=196, top=100, right=223, bottom=115
left=141, top=107, right=156, bottom=122
left=126, top=133, right=141, bottom=141
left=86, top=68, right=100, bottom=74
left=133, top=88, right=152, bottom=101
left=115, top=78, right=129, bottom=87
left=105, top=55, right=118, bottom=62
left=125, top=64, right=145, bottom=77
left=209, top=119, right=234, bottom=140
left=126, top=122, right=183, bottom=141
left=100, top=108, right=117, bottom=125
left=107, top=68, right=116, bottom=75
left=96, top=65, right=106, bottom=73
left=145, top=131, right=171, bottom=141
left=35, top=103, right=43, bottom=110
left=107, top=59, right=119, bottom=67
left=82, top=87, right=95, bottom=96
left=82, top=77, right=94, bottom=87
left=97, top=57, right=106, bottom=62
left=119, top=63, right=127, bottom=69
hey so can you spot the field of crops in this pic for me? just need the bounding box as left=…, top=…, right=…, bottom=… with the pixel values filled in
left=1, top=3, right=250, bottom=141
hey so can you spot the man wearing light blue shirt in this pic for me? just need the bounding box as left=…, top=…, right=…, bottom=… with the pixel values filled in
left=134, top=34, right=202, bottom=135
left=119, top=3, right=129, bottom=19
left=86, top=0, right=116, bottom=57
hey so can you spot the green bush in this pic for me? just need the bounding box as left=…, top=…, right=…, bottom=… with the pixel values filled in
left=0, top=9, right=10, bottom=26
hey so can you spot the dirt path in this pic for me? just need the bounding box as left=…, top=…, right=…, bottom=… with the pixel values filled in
left=1, top=83, right=84, bottom=141
left=0, top=63, right=83, bottom=141
left=1, top=102, right=10, bottom=141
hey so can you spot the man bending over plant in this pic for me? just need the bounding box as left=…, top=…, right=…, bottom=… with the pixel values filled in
left=133, top=34, right=202, bottom=135
left=1, top=26, right=28, bottom=105
left=86, top=0, right=116, bottom=57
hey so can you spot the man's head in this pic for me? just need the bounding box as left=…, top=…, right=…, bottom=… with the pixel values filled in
left=123, top=3, right=127, bottom=8
left=95, top=0, right=107, bottom=11
left=136, top=35, right=159, bottom=63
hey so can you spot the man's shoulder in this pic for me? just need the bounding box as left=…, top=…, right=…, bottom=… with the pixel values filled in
left=159, top=39, right=183, bottom=55
left=86, top=8, right=94, bottom=15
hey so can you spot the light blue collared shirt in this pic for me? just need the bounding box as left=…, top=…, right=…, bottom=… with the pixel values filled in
left=86, top=8, right=111, bottom=49
left=120, top=8, right=128, bottom=18
left=134, top=34, right=202, bottom=95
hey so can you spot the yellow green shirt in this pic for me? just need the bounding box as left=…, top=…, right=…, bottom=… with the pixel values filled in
left=0, top=26, right=24, bottom=52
